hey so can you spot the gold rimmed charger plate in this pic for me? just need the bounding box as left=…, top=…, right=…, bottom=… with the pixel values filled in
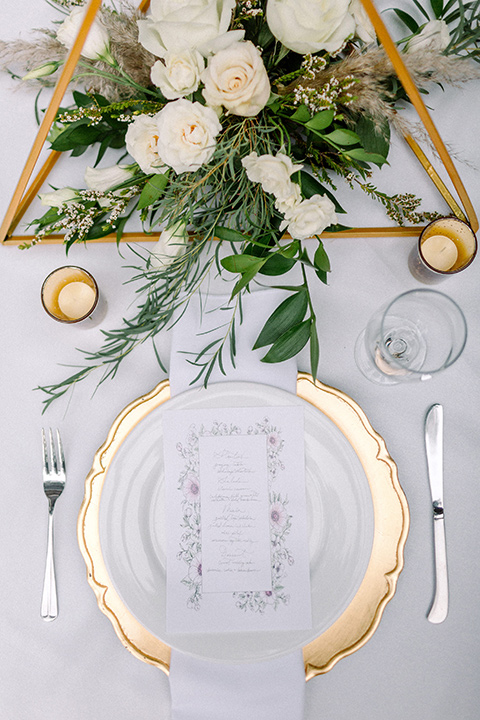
left=78, top=373, right=409, bottom=680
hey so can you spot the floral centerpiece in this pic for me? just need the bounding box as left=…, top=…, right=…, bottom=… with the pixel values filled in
left=1, top=0, right=479, bottom=407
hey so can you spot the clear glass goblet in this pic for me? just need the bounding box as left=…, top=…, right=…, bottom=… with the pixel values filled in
left=354, top=289, right=467, bottom=385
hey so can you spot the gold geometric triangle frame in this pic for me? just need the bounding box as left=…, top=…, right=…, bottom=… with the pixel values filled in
left=0, top=0, right=477, bottom=245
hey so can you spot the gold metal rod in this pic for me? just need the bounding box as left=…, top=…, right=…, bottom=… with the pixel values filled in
left=0, top=0, right=103, bottom=243
left=8, top=151, right=62, bottom=236
left=2, top=226, right=423, bottom=246
left=360, top=0, right=478, bottom=233
left=404, top=136, right=467, bottom=222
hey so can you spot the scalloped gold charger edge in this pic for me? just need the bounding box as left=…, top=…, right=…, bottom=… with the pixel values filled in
left=78, top=374, right=409, bottom=679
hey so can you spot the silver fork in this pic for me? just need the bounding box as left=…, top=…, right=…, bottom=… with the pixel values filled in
left=41, top=428, right=66, bottom=621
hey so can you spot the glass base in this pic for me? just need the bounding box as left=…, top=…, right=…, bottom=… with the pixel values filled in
left=354, top=330, right=403, bottom=385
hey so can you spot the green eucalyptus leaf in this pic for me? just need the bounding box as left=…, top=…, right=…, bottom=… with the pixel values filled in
left=355, top=115, right=390, bottom=157
left=51, top=121, right=105, bottom=151
left=222, top=254, right=266, bottom=274
left=430, top=0, right=444, bottom=18
left=261, top=319, right=311, bottom=363
left=293, top=171, right=346, bottom=213
left=323, top=128, right=361, bottom=146
left=258, top=254, right=296, bottom=276
left=392, top=8, right=420, bottom=31
left=214, top=226, right=249, bottom=243
left=280, top=241, right=300, bottom=258
left=230, top=260, right=266, bottom=297
left=305, top=109, right=335, bottom=131
left=137, top=172, right=169, bottom=210
left=254, top=292, right=308, bottom=349
left=345, top=148, right=388, bottom=166
left=72, top=90, right=93, bottom=108
left=290, top=105, right=311, bottom=123
left=314, top=242, right=331, bottom=272
left=315, top=268, right=328, bottom=285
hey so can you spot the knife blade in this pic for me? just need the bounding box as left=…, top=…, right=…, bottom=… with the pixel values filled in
left=425, top=403, right=448, bottom=624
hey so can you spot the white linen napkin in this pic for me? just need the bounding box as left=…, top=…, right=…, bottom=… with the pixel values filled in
left=168, top=288, right=306, bottom=720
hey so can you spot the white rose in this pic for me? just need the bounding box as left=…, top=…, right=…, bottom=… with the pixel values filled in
left=241, top=152, right=303, bottom=199
left=406, top=20, right=450, bottom=53
left=275, top=183, right=302, bottom=213
left=84, top=164, right=134, bottom=192
left=56, top=6, right=111, bottom=62
left=202, top=41, right=271, bottom=117
left=349, top=0, right=376, bottom=44
left=155, top=99, right=222, bottom=174
left=280, top=195, right=337, bottom=240
left=266, top=0, right=355, bottom=54
left=137, top=0, right=243, bottom=58
left=125, top=114, right=167, bottom=175
left=39, top=187, right=79, bottom=208
left=150, top=50, right=205, bottom=99
left=150, top=220, right=189, bottom=268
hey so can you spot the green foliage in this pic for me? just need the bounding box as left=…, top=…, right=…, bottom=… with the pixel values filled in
left=17, top=0, right=475, bottom=408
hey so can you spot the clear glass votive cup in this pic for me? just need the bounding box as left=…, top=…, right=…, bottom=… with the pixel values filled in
left=408, top=216, right=477, bottom=284
left=41, top=266, right=106, bottom=326
left=354, top=289, right=467, bottom=385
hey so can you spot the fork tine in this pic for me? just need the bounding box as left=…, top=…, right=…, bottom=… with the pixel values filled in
left=56, top=429, right=66, bottom=474
left=49, top=427, right=58, bottom=474
left=41, top=428, right=49, bottom=474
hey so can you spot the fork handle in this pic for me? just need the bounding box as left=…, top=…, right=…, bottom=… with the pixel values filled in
left=41, top=511, right=58, bottom=621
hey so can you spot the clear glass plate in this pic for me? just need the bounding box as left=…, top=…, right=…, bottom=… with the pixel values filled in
left=99, top=381, right=374, bottom=663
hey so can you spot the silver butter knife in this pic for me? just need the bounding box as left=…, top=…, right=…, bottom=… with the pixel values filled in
left=425, top=403, right=448, bottom=623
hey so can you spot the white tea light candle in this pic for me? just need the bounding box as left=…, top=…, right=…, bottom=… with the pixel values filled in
left=409, top=216, right=477, bottom=284
left=421, top=234, right=458, bottom=271
left=58, top=281, right=96, bottom=320
left=41, top=266, right=99, bottom=324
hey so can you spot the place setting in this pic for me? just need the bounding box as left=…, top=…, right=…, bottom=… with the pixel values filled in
left=1, top=1, right=479, bottom=718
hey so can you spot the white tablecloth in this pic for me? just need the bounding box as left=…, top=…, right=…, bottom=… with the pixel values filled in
left=1, top=2, right=480, bottom=719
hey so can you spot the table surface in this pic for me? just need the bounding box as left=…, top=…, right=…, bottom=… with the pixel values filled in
left=1, top=3, right=479, bottom=719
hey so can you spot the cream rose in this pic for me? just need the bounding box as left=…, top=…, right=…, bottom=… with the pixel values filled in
left=137, top=0, right=243, bottom=58
left=241, top=152, right=303, bottom=199
left=280, top=195, right=337, bottom=240
left=150, top=50, right=205, bottom=99
left=56, top=5, right=112, bottom=62
left=155, top=99, right=222, bottom=174
left=84, top=164, right=134, bottom=192
left=406, top=20, right=450, bottom=53
left=349, top=0, right=376, bottom=44
left=125, top=115, right=167, bottom=175
left=266, top=0, right=355, bottom=54
left=39, top=187, right=79, bottom=208
left=150, top=220, right=189, bottom=268
left=202, top=41, right=271, bottom=117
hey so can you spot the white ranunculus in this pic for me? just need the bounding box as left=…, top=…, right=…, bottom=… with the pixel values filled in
left=280, top=195, right=337, bottom=240
left=150, top=50, right=205, bottom=99
left=56, top=5, right=112, bottom=62
left=202, top=41, right=270, bottom=117
left=155, top=99, right=222, bottom=174
left=406, top=19, right=450, bottom=53
left=84, top=164, right=134, bottom=192
left=137, top=0, right=243, bottom=58
left=266, top=0, right=355, bottom=54
left=150, top=220, right=189, bottom=268
left=125, top=114, right=167, bottom=175
left=241, top=152, right=303, bottom=199
left=39, top=187, right=79, bottom=208
left=349, top=0, right=376, bottom=44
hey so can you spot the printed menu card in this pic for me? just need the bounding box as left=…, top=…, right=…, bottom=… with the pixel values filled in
left=163, top=406, right=312, bottom=634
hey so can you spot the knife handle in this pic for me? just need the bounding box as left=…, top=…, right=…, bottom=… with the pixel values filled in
left=428, top=512, right=448, bottom=624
